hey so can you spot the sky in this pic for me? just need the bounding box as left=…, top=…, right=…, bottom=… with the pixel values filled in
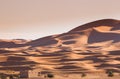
left=0, top=0, right=120, bottom=39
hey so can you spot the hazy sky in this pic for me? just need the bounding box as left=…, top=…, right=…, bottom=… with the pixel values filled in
left=0, top=0, right=120, bottom=39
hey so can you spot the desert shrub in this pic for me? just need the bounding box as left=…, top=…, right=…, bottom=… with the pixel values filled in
left=9, top=75, right=14, bottom=79
left=81, top=73, right=87, bottom=77
left=0, top=75, right=6, bottom=79
left=14, top=74, right=20, bottom=79
left=107, top=71, right=114, bottom=77
left=47, top=73, right=54, bottom=78
left=44, top=75, right=47, bottom=78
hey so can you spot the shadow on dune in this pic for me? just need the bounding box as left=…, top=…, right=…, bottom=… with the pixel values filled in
left=109, top=50, right=120, bottom=55
left=88, top=29, right=120, bottom=43
left=105, top=69, right=120, bottom=73
left=95, top=64, right=120, bottom=68
left=77, top=52, right=100, bottom=55
left=39, top=53, right=64, bottom=57
left=63, top=41, right=76, bottom=44
left=27, top=36, right=58, bottom=47
left=55, top=65, right=88, bottom=73
left=0, top=36, right=58, bottom=48
left=0, top=56, right=38, bottom=66
left=111, top=25, right=120, bottom=30
left=0, top=49, right=13, bottom=54
left=80, top=56, right=106, bottom=63
left=56, top=65, right=80, bottom=69
left=0, top=61, right=37, bottom=66
left=7, top=56, right=26, bottom=61
left=58, top=54, right=108, bottom=63
left=95, top=64, right=120, bottom=72
left=0, top=41, right=27, bottom=48
left=0, top=66, right=32, bottom=71
left=115, top=57, right=120, bottom=61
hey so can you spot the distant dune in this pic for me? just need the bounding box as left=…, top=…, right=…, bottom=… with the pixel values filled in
left=0, top=19, right=120, bottom=73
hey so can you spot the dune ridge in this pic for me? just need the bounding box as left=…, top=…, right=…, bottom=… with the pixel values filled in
left=0, top=19, right=120, bottom=73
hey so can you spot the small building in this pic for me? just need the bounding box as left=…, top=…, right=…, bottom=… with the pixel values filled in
left=20, top=69, right=52, bottom=78
left=20, top=69, right=41, bottom=78
left=20, top=70, right=28, bottom=78
left=0, top=73, right=19, bottom=79
left=0, top=70, right=19, bottom=79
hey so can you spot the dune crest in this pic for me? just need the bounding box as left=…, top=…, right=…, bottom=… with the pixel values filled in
left=0, top=19, right=120, bottom=73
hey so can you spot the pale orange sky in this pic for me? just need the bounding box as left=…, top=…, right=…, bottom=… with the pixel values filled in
left=0, top=0, right=120, bottom=39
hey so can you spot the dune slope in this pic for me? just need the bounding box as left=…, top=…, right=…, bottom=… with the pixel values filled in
left=0, top=19, right=120, bottom=73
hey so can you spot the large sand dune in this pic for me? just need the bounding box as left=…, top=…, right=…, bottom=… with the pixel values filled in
left=0, top=19, right=120, bottom=73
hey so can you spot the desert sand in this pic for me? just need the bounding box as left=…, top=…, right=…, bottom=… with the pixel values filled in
left=0, top=19, right=119, bottom=76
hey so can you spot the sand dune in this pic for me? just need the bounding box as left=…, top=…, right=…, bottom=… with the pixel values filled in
left=0, top=19, right=120, bottom=73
